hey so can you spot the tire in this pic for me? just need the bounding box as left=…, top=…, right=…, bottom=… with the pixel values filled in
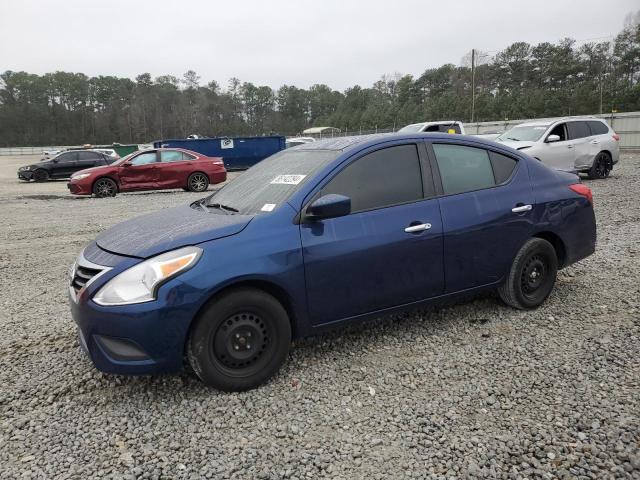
left=187, top=172, right=209, bottom=192
left=498, top=238, right=558, bottom=310
left=32, top=169, right=49, bottom=182
left=187, top=288, right=291, bottom=391
left=587, top=151, right=611, bottom=179
left=92, top=177, right=118, bottom=198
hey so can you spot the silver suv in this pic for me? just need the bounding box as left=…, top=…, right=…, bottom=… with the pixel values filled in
left=496, top=117, right=620, bottom=179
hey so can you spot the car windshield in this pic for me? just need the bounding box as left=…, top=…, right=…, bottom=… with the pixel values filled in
left=204, top=149, right=340, bottom=215
left=397, top=124, right=424, bottom=133
left=497, top=125, right=549, bottom=142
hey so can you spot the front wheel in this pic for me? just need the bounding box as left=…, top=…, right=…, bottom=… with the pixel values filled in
left=587, top=151, right=611, bottom=179
left=187, top=172, right=209, bottom=192
left=92, top=177, right=118, bottom=197
left=498, top=238, right=558, bottom=310
left=187, top=288, right=291, bottom=391
left=32, top=169, right=49, bottom=182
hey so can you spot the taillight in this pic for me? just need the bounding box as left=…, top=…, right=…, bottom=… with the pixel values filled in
left=612, top=134, right=620, bottom=141
left=569, top=183, right=593, bottom=205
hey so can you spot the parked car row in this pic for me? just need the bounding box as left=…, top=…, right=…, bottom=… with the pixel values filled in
left=68, top=133, right=596, bottom=391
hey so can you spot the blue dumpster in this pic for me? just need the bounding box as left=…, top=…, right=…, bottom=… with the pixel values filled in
left=153, top=136, right=286, bottom=170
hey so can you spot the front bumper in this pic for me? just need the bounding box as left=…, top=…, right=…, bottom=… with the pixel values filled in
left=68, top=250, right=199, bottom=375
left=67, top=181, right=92, bottom=195
left=18, top=170, right=33, bottom=180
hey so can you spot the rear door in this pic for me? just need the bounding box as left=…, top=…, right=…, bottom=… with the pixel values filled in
left=50, top=151, right=78, bottom=178
left=300, top=142, right=444, bottom=325
left=119, top=151, right=159, bottom=190
left=76, top=151, right=105, bottom=171
left=585, top=120, right=610, bottom=167
left=157, top=150, right=196, bottom=189
left=566, top=121, right=592, bottom=170
left=428, top=142, right=534, bottom=291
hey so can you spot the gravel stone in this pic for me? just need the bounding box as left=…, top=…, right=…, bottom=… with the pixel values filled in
left=0, top=153, right=639, bottom=479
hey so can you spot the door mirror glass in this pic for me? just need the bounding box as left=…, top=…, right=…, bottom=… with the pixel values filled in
left=546, top=134, right=561, bottom=143
left=306, top=194, right=351, bottom=220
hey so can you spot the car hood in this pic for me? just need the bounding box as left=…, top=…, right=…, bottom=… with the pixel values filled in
left=95, top=204, right=253, bottom=258
left=496, top=139, right=537, bottom=150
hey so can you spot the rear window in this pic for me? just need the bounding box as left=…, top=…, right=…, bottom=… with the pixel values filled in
left=587, top=121, right=608, bottom=136
left=206, top=149, right=340, bottom=215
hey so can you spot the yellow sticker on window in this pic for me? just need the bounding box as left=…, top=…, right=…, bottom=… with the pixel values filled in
left=447, top=129, right=456, bottom=134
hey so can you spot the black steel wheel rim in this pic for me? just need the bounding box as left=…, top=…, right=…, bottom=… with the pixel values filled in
left=212, top=312, right=272, bottom=374
left=96, top=179, right=115, bottom=196
left=521, top=254, right=547, bottom=297
left=190, top=174, right=207, bottom=191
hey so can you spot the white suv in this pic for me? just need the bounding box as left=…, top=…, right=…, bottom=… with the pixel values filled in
left=496, top=118, right=620, bottom=179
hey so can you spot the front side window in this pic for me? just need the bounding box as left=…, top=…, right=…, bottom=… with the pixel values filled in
left=321, top=144, right=423, bottom=213
left=547, top=123, right=567, bottom=142
left=433, top=145, right=517, bottom=195
left=55, top=152, right=77, bottom=163
left=131, top=152, right=157, bottom=166
left=567, top=121, right=590, bottom=140
left=160, top=150, right=184, bottom=163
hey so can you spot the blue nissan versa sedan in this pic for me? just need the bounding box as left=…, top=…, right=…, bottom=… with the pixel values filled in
left=68, top=133, right=596, bottom=391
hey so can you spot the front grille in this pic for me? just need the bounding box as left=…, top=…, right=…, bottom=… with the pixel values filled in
left=71, top=265, right=103, bottom=294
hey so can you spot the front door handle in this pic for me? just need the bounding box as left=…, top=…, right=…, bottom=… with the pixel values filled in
left=512, top=204, right=532, bottom=213
left=567, top=145, right=574, bottom=149
left=404, top=223, right=431, bottom=233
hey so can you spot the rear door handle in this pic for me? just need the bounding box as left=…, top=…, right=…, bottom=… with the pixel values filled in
left=512, top=204, right=532, bottom=213
left=567, top=145, right=574, bottom=149
left=590, top=140, right=600, bottom=145
left=404, top=223, right=431, bottom=233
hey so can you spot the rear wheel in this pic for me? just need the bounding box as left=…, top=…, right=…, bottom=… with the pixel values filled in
left=587, top=151, right=611, bottom=179
left=187, top=288, right=291, bottom=391
left=92, top=177, right=118, bottom=198
left=498, top=238, right=558, bottom=310
left=32, top=169, right=49, bottom=182
left=187, top=172, right=209, bottom=192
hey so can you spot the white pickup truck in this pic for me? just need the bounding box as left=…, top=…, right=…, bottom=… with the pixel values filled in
left=397, top=120, right=466, bottom=135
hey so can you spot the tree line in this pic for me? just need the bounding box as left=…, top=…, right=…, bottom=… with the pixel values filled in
left=0, top=20, right=638, bottom=147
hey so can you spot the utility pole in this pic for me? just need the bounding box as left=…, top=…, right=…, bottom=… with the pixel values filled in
left=471, top=49, right=476, bottom=123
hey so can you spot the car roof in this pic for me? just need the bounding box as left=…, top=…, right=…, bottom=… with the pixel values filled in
left=516, top=116, right=604, bottom=128
left=292, top=132, right=505, bottom=154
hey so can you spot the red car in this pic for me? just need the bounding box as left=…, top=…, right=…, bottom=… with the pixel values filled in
left=67, top=148, right=227, bottom=197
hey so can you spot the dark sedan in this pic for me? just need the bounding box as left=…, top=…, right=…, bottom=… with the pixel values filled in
left=68, top=133, right=596, bottom=391
left=18, top=150, right=117, bottom=182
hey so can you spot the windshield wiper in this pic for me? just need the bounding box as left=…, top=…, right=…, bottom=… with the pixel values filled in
left=206, top=202, right=239, bottom=214
left=506, top=137, right=521, bottom=141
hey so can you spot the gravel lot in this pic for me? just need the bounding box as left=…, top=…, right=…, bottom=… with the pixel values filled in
left=0, top=152, right=639, bottom=479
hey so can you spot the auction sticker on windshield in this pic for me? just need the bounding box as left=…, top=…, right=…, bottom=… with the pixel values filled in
left=261, top=203, right=276, bottom=212
left=271, top=174, right=306, bottom=185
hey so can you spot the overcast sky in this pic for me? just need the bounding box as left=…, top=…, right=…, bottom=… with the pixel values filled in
left=0, top=0, right=637, bottom=91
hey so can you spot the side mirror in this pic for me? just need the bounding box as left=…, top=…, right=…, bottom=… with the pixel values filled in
left=121, top=161, right=133, bottom=167
left=546, top=134, right=560, bottom=143
left=306, top=194, right=351, bottom=221
left=52, top=158, right=59, bottom=163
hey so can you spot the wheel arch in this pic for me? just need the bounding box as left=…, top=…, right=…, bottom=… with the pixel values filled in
left=532, top=231, right=567, bottom=268
left=184, top=278, right=299, bottom=357
left=92, top=176, right=120, bottom=192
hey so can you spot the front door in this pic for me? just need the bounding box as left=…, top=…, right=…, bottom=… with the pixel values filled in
left=300, top=143, right=444, bottom=326
left=119, top=151, right=159, bottom=190
left=541, top=123, right=576, bottom=170
left=50, top=151, right=78, bottom=178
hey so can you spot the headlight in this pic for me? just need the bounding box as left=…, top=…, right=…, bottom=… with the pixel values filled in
left=93, top=246, right=202, bottom=306
left=72, top=173, right=91, bottom=180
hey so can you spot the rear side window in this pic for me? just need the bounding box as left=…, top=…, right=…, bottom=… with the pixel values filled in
left=321, top=144, right=423, bottom=213
left=567, top=121, right=590, bottom=140
left=587, top=121, right=608, bottom=135
left=56, top=152, right=77, bottom=163
left=489, top=151, right=518, bottom=184
left=77, top=151, right=100, bottom=160
left=160, top=150, right=185, bottom=163
left=433, top=144, right=495, bottom=195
